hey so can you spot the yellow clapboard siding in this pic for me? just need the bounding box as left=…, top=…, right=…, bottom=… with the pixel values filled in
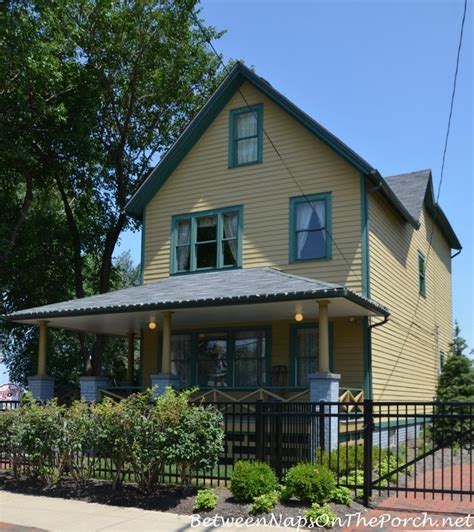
left=143, top=81, right=362, bottom=292
left=368, top=186, right=452, bottom=402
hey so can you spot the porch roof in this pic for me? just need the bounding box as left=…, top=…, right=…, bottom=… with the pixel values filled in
left=5, top=267, right=389, bottom=335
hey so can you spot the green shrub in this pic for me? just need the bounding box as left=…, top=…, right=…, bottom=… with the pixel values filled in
left=330, top=486, right=352, bottom=505
left=284, top=463, right=336, bottom=504
left=230, top=461, right=278, bottom=502
left=316, top=444, right=389, bottom=476
left=304, top=503, right=337, bottom=529
left=193, top=489, right=218, bottom=511
left=63, top=400, right=99, bottom=485
left=249, top=491, right=280, bottom=514
left=14, top=395, right=66, bottom=486
left=339, top=469, right=364, bottom=498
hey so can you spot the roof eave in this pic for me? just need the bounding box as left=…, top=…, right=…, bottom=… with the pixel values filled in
left=5, top=287, right=389, bottom=322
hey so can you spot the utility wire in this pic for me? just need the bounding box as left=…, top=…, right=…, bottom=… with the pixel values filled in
left=376, top=0, right=468, bottom=398
left=189, top=9, right=365, bottom=290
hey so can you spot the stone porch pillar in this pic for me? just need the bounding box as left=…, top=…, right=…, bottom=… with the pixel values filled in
left=28, top=320, right=54, bottom=401
left=151, top=311, right=180, bottom=396
left=309, top=300, right=340, bottom=451
left=127, top=332, right=135, bottom=384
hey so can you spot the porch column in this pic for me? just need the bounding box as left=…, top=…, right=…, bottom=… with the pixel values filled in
left=28, top=320, right=54, bottom=401
left=38, top=320, right=48, bottom=376
left=150, top=311, right=180, bottom=396
left=127, top=332, right=135, bottom=384
left=308, top=300, right=340, bottom=451
left=318, top=300, right=330, bottom=372
left=161, top=311, right=172, bottom=374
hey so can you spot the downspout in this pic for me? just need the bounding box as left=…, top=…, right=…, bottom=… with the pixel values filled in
left=451, top=249, right=461, bottom=259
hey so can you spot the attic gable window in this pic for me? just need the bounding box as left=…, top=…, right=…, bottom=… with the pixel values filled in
left=171, top=206, right=243, bottom=274
left=289, top=193, right=332, bottom=262
left=229, top=104, right=263, bottom=167
left=418, top=251, right=426, bottom=297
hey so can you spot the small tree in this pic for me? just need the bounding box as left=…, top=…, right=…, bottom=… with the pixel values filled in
left=434, top=323, right=474, bottom=446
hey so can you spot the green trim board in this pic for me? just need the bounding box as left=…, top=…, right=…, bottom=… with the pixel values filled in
left=169, top=205, right=243, bottom=275
left=288, top=193, right=332, bottom=263
left=124, top=63, right=417, bottom=229
left=228, top=104, right=263, bottom=168
left=417, top=250, right=427, bottom=297
left=362, top=316, right=372, bottom=400
left=139, top=205, right=146, bottom=284
left=289, top=322, right=334, bottom=387
left=156, top=324, right=272, bottom=388
left=359, top=175, right=370, bottom=298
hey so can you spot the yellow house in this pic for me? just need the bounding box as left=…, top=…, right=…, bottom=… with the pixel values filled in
left=7, top=63, right=461, bottom=404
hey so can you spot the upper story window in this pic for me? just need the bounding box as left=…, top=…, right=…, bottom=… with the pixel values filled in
left=229, top=104, right=263, bottom=167
left=171, top=206, right=243, bottom=274
left=289, top=193, right=332, bottom=262
left=418, top=251, right=426, bottom=297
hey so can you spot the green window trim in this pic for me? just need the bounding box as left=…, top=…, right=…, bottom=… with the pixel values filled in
left=170, top=205, right=243, bottom=275
left=418, top=250, right=427, bottom=297
left=156, top=325, right=272, bottom=388
left=289, top=192, right=332, bottom=263
left=228, top=104, right=263, bottom=168
left=289, top=322, right=334, bottom=387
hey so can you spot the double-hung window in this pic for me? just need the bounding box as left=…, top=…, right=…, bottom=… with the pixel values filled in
left=418, top=251, right=426, bottom=297
left=289, top=193, right=332, bottom=261
left=171, top=206, right=242, bottom=274
left=229, top=104, right=263, bottom=167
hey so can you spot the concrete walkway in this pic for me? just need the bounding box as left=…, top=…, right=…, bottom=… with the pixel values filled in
left=0, top=492, right=295, bottom=532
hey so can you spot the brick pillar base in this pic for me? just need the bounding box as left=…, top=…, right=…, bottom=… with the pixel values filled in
left=309, top=372, right=341, bottom=451
left=79, top=376, right=108, bottom=402
left=28, top=376, right=54, bottom=402
left=150, top=373, right=180, bottom=397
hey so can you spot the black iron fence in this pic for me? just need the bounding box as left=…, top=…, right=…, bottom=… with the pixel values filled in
left=1, top=399, right=472, bottom=505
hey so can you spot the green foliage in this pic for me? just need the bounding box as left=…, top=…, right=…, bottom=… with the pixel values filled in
left=304, top=503, right=337, bottom=529
left=339, top=470, right=364, bottom=498
left=284, top=463, right=336, bottom=504
left=316, top=444, right=390, bottom=476
left=330, top=486, right=352, bottom=506
left=434, top=324, right=474, bottom=447
left=1, top=0, right=226, bottom=378
left=230, top=461, right=278, bottom=502
left=1, top=388, right=223, bottom=493
left=249, top=492, right=280, bottom=515
left=12, top=395, right=66, bottom=486
left=375, top=454, right=398, bottom=488
left=193, top=489, right=218, bottom=512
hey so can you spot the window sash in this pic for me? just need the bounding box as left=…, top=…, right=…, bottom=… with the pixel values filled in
left=229, top=105, right=262, bottom=167
left=290, top=194, right=331, bottom=261
left=172, top=208, right=241, bottom=273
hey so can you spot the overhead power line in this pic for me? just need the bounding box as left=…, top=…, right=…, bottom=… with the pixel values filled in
left=189, top=9, right=364, bottom=290
left=376, top=0, right=468, bottom=398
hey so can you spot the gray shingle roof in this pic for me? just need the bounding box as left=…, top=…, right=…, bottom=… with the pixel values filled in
left=5, top=267, right=388, bottom=320
left=385, top=170, right=431, bottom=222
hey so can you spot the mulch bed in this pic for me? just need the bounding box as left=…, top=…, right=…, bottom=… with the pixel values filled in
left=0, top=473, right=367, bottom=530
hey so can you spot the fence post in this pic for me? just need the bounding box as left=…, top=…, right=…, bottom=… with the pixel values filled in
left=363, top=399, right=374, bottom=507
left=255, top=399, right=264, bottom=461
left=319, top=400, right=326, bottom=451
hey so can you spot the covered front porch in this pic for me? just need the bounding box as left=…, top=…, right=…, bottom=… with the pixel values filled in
left=6, top=267, right=389, bottom=404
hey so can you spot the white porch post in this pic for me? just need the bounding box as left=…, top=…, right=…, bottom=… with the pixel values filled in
left=318, top=300, right=330, bottom=372
left=308, top=300, right=340, bottom=451
left=127, top=332, right=135, bottom=384
left=150, top=310, right=180, bottom=396
left=28, top=320, right=54, bottom=401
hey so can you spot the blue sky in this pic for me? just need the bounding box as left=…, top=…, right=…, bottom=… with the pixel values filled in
left=1, top=0, right=472, bottom=384
left=119, top=0, right=473, bottom=348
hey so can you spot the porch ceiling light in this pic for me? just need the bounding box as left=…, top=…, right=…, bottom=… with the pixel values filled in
left=148, top=320, right=157, bottom=330
left=294, top=312, right=304, bottom=322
